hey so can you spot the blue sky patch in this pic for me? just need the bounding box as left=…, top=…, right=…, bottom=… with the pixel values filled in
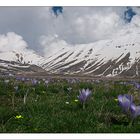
left=124, top=7, right=136, bottom=23
left=52, top=6, right=63, bottom=17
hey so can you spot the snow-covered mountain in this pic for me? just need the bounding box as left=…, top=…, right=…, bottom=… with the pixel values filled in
left=0, top=50, right=46, bottom=75
left=0, top=50, right=45, bottom=66
left=0, top=27, right=140, bottom=78
left=42, top=28, right=140, bottom=78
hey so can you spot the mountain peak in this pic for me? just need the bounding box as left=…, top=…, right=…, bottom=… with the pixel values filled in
left=0, top=27, right=140, bottom=78
left=42, top=28, right=140, bottom=77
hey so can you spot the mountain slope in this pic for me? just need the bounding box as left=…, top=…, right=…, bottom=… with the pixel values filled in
left=42, top=29, right=140, bottom=77
left=0, top=50, right=47, bottom=76
left=0, top=59, right=46, bottom=77
left=0, top=28, right=140, bottom=78
left=0, top=50, right=45, bottom=66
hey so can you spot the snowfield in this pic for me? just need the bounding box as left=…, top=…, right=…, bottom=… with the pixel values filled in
left=0, top=27, right=140, bottom=77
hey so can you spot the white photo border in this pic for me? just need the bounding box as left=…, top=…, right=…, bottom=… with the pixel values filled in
left=0, top=0, right=140, bottom=139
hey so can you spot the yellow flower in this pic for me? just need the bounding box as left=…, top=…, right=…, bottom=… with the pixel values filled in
left=74, top=99, right=78, bottom=102
left=15, top=115, right=23, bottom=119
left=114, top=99, right=118, bottom=102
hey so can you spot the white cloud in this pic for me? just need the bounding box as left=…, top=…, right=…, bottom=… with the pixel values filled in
left=39, top=7, right=128, bottom=56
left=39, top=7, right=140, bottom=57
left=39, top=7, right=126, bottom=45
left=0, top=32, right=28, bottom=52
left=39, top=34, right=71, bottom=57
left=130, top=15, right=140, bottom=27
left=133, top=7, right=140, bottom=15
left=0, top=7, right=139, bottom=58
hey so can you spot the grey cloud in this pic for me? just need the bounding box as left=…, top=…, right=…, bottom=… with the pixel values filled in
left=0, top=7, right=48, bottom=53
left=0, top=7, right=139, bottom=57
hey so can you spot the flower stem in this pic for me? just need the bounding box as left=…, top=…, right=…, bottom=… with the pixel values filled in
left=129, top=118, right=134, bottom=127
left=24, top=92, right=28, bottom=105
left=12, top=92, right=15, bottom=110
left=83, top=103, right=85, bottom=110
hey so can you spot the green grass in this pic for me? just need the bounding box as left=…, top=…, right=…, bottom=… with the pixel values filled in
left=0, top=78, right=140, bottom=133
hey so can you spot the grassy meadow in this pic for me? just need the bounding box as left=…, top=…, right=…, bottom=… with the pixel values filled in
left=0, top=77, right=140, bottom=133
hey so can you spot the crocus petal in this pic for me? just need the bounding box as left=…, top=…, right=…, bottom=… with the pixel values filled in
left=78, top=88, right=92, bottom=103
left=85, top=89, right=90, bottom=96
left=122, top=98, right=131, bottom=111
left=118, top=94, right=123, bottom=101
left=130, top=103, right=140, bottom=118
left=118, top=94, right=132, bottom=113
left=79, top=90, right=81, bottom=94
left=136, top=84, right=140, bottom=89
left=130, top=103, right=136, bottom=113
left=135, top=106, right=140, bottom=117
left=118, top=95, right=123, bottom=104
left=124, top=94, right=133, bottom=103
left=82, top=89, right=86, bottom=94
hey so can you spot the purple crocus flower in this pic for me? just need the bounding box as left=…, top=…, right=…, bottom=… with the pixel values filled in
left=119, top=82, right=127, bottom=85
left=130, top=103, right=140, bottom=119
left=78, top=89, right=92, bottom=104
left=135, top=83, right=140, bottom=90
left=21, top=77, right=25, bottom=82
left=71, top=79, right=76, bottom=84
left=44, top=80, right=49, bottom=85
left=16, top=77, right=21, bottom=81
left=26, top=78, right=30, bottom=81
left=32, top=79, right=38, bottom=85
left=118, top=94, right=133, bottom=113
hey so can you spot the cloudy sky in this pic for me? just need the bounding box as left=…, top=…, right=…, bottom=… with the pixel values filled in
left=0, top=7, right=140, bottom=57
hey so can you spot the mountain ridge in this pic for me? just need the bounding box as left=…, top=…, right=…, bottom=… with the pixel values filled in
left=0, top=27, right=140, bottom=78
left=42, top=28, right=140, bottom=77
